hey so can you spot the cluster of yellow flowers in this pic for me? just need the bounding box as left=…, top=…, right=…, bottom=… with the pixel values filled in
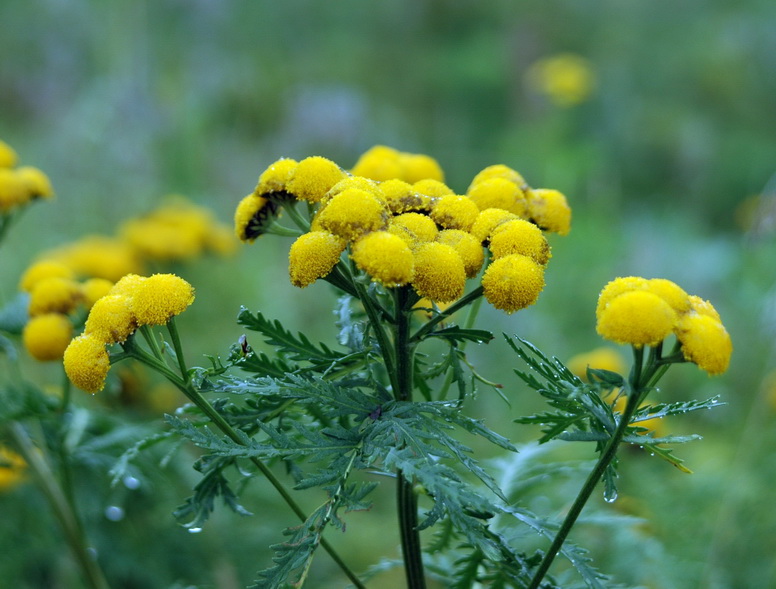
left=63, top=273, right=195, bottom=394
left=0, top=139, right=54, bottom=214
left=235, top=145, right=571, bottom=313
left=596, top=277, right=732, bottom=375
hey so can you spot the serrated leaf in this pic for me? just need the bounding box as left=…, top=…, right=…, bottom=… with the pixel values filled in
left=425, top=326, right=494, bottom=344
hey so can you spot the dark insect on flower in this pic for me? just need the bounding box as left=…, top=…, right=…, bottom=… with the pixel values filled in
left=369, top=405, right=382, bottom=420
left=238, top=334, right=251, bottom=356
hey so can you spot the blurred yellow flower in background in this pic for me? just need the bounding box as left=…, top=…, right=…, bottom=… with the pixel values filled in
left=526, top=53, right=596, bottom=107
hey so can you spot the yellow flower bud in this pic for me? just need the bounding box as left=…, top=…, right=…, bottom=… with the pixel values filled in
left=675, top=313, right=732, bottom=375
left=351, top=145, right=402, bottom=181
left=352, top=231, right=415, bottom=287
left=84, top=295, right=137, bottom=343
left=0, top=168, right=27, bottom=212
left=467, top=178, right=525, bottom=215
left=0, top=139, right=18, bottom=168
left=254, top=158, right=298, bottom=195
left=43, top=237, right=143, bottom=282
left=81, top=278, right=115, bottom=309
left=288, top=231, right=346, bottom=288
left=567, top=347, right=626, bottom=381
left=18, top=261, right=75, bottom=292
left=429, top=194, right=480, bottom=232
left=388, top=213, right=439, bottom=247
left=234, top=194, right=280, bottom=242
left=130, top=274, right=195, bottom=326
left=28, top=277, right=82, bottom=316
left=327, top=176, right=383, bottom=201
left=469, top=208, right=519, bottom=244
left=413, top=179, right=454, bottom=198
left=596, top=276, right=650, bottom=319
left=16, top=166, right=54, bottom=199
left=23, top=313, right=73, bottom=361
left=687, top=295, right=722, bottom=323
left=399, top=153, right=444, bottom=184
left=527, top=188, right=571, bottom=235
left=489, top=219, right=551, bottom=265
left=468, top=164, right=527, bottom=191
left=411, top=243, right=466, bottom=303
left=645, top=278, right=691, bottom=314
left=380, top=179, right=429, bottom=214
left=596, top=291, right=677, bottom=347
left=481, top=254, right=545, bottom=313
left=436, top=229, right=484, bottom=278
left=109, top=274, right=147, bottom=297
left=287, top=156, right=346, bottom=203
left=317, top=188, right=389, bottom=241
left=64, top=334, right=111, bottom=394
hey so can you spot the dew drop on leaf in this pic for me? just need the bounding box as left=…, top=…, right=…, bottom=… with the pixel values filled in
left=187, top=527, right=203, bottom=534
left=604, top=491, right=618, bottom=503
left=104, top=506, right=124, bottom=521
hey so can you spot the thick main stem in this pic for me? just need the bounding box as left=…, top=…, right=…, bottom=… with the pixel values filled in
left=394, top=287, right=427, bottom=589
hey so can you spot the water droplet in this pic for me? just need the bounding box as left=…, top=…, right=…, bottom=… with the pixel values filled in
left=187, top=527, right=203, bottom=534
left=104, top=505, right=124, bottom=521
left=604, top=491, right=618, bottom=503
left=123, top=475, right=141, bottom=490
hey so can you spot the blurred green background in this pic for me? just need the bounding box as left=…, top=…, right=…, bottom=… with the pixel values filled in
left=2, top=1, right=775, bottom=588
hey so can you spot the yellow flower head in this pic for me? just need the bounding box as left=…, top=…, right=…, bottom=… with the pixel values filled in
left=64, top=334, right=111, bottom=394
left=0, top=168, right=27, bottom=212
left=429, top=194, right=480, bottom=232
left=411, top=242, right=466, bottom=303
left=467, top=178, right=526, bottom=216
left=352, top=231, right=415, bottom=287
left=567, top=347, right=627, bottom=381
left=527, top=188, right=571, bottom=235
left=81, top=278, right=115, bottom=309
left=688, top=295, right=722, bottom=323
left=326, top=176, right=384, bottom=202
left=526, top=53, right=595, bottom=107
left=286, top=156, right=346, bottom=203
left=399, top=153, right=444, bottom=184
left=469, top=164, right=527, bottom=191
left=129, top=274, right=195, bottom=326
left=109, top=273, right=147, bottom=297
left=0, top=140, right=18, bottom=168
left=596, top=291, right=677, bottom=347
left=254, top=158, right=298, bottom=195
left=317, top=188, right=389, bottom=241
left=380, top=179, right=429, bottom=214
left=489, top=219, right=551, bottom=265
left=388, top=212, right=439, bottom=247
left=16, top=166, right=54, bottom=199
left=645, top=278, right=691, bottom=314
left=234, top=194, right=281, bottom=242
left=19, top=261, right=75, bottom=292
left=44, top=236, right=144, bottom=281
left=675, top=313, right=732, bottom=375
left=28, top=277, right=82, bottom=316
left=436, top=229, right=484, bottom=278
left=84, top=295, right=137, bottom=344
left=470, top=208, right=520, bottom=244
left=481, top=254, right=545, bottom=313
left=23, top=313, right=74, bottom=361
left=288, top=231, right=346, bottom=288
left=351, top=145, right=403, bottom=181
left=413, top=179, right=454, bottom=198
left=596, top=276, right=650, bottom=319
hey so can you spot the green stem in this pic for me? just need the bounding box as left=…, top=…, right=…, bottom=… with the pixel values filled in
left=394, top=287, right=427, bottom=589
left=7, top=422, right=110, bottom=589
left=526, top=345, right=652, bottom=589
left=282, top=201, right=311, bottom=233
left=411, top=285, right=484, bottom=342
left=354, top=279, right=398, bottom=392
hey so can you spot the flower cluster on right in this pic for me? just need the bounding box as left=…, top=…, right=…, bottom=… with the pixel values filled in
left=235, top=145, right=571, bottom=314
left=596, top=276, right=732, bottom=375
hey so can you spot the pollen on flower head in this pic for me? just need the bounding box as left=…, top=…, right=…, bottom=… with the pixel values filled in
left=470, top=208, right=520, bottom=244
left=0, top=140, right=18, bottom=168
left=645, top=278, right=691, bottom=314
left=481, top=254, right=545, bottom=313
left=436, top=229, right=484, bottom=278
left=326, top=176, right=384, bottom=202
left=527, top=188, right=571, bottom=235
left=19, top=261, right=75, bottom=292
left=28, top=277, right=82, bottom=316
left=109, top=274, right=147, bottom=297
left=688, top=295, right=722, bottom=323
left=317, top=188, right=389, bottom=242
left=64, top=334, right=110, bottom=394
left=413, top=179, right=454, bottom=198
left=288, top=231, right=346, bottom=288
left=467, top=178, right=525, bottom=215
left=399, top=153, right=444, bottom=184
left=596, top=290, right=677, bottom=347
left=234, top=194, right=281, bottom=242
left=352, top=231, right=415, bottom=287
left=468, top=165, right=526, bottom=191
left=81, top=278, right=115, bottom=309
left=675, top=313, right=732, bottom=375
left=254, top=158, right=298, bottom=196
left=411, top=242, right=466, bottom=303
left=596, top=276, right=650, bottom=319
left=388, top=213, right=439, bottom=247
left=380, top=179, right=429, bottom=214
left=489, top=219, right=551, bottom=265
left=23, top=313, right=73, bottom=361
left=351, top=145, right=403, bottom=181
left=286, top=156, right=346, bottom=203
left=84, top=295, right=137, bottom=344
left=130, top=274, right=195, bottom=326
left=429, top=194, right=480, bottom=232
left=16, top=166, right=54, bottom=199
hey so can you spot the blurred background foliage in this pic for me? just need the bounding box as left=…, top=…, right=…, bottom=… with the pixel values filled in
left=1, top=0, right=775, bottom=588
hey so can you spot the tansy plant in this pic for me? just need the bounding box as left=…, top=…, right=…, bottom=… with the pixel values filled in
left=0, top=140, right=732, bottom=589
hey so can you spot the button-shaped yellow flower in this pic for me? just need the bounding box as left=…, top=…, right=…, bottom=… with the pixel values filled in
left=84, top=295, right=137, bottom=343
left=414, top=179, right=454, bottom=198
left=254, top=158, right=298, bottom=195
left=527, top=188, right=571, bottom=235
left=43, top=236, right=143, bottom=282
left=468, top=164, right=527, bottom=191
left=81, top=278, right=115, bottom=309
left=327, top=176, right=383, bottom=201
left=0, top=168, right=27, bottom=212
left=436, top=229, right=484, bottom=278
left=28, top=277, right=82, bottom=316
left=470, top=208, right=519, bottom=244
left=380, top=179, right=429, bottom=214
left=489, top=219, right=551, bottom=265
left=286, top=156, right=346, bottom=203
left=234, top=194, right=281, bottom=242
left=63, top=334, right=111, bottom=394
left=23, top=313, right=73, bottom=361
left=481, top=254, right=545, bottom=313
left=16, top=166, right=54, bottom=199
left=429, top=194, right=480, bottom=232
left=0, top=140, right=18, bottom=168
left=596, top=276, right=650, bottom=319
left=19, top=261, right=75, bottom=292
left=596, top=291, right=677, bottom=347
left=645, top=279, right=691, bottom=314
left=567, top=347, right=626, bottom=381
left=352, top=231, right=415, bottom=287
left=351, top=145, right=403, bottom=181
left=688, top=295, right=722, bottom=323
left=288, top=231, right=346, bottom=288
left=675, top=313, right=732, bottom=375
left=130, top=274, right=195, bottom=326
left=388, top=213, right=439, bottom=247
left=411, top=242, right=466, bottom=303
left=467, top=178, right=526, bottom=215
left=316, top=188, right=389, bottom=241
left=400, top=153, right=444, bottom=184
